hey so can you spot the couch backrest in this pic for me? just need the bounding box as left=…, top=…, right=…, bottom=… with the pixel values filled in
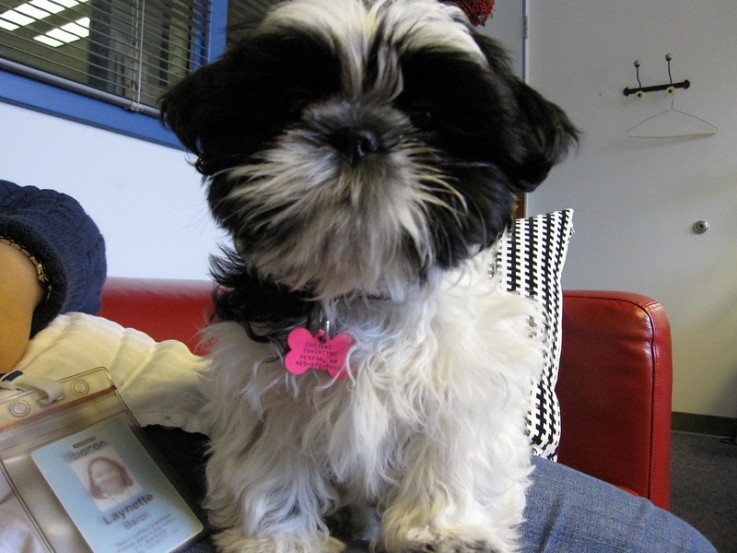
left=99, top=277, right=214, bottom=354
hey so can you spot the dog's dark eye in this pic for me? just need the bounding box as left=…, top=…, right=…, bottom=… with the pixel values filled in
left=408, top=104, right=437, bottom=131
left=286, top=89, right=313, bottom=118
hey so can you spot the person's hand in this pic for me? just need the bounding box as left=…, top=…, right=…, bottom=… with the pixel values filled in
left=0, top=242, right=44, bottom=372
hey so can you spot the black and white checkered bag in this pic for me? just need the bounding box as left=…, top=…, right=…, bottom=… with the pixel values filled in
left=494, top=210, right=574, bottom=460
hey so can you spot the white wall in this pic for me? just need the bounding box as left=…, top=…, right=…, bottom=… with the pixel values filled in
left=526, top=0, right=737, bottom=418
left=0, top=102, right=222, bottom=280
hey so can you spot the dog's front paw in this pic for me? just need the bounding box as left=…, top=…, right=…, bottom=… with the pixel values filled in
left=380, top=527, right=511, bottom=553
left=213, top=528, right=345, bottom=553
left=404, top=538, right=502, bottom=553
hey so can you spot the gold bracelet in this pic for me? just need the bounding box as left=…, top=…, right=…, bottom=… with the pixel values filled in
left=0, top=236, right=52, bottom=301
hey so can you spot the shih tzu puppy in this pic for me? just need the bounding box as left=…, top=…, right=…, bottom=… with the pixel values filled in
left=161, top=1, right=577, bottom=552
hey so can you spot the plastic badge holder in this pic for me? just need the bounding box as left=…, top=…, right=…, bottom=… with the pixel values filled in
left=0, top=367, right=205, bottom=553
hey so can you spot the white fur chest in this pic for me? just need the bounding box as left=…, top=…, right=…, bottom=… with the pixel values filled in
left=203, top=263, right=544, bottom=509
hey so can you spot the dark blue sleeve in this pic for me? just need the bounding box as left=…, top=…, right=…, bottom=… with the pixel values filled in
left=0, top=180, right=107, bottom=335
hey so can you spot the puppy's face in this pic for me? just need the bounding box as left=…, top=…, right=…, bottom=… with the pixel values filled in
left=162, top=0, right=577, bottom=302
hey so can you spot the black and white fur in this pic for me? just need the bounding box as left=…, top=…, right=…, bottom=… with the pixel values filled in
left=161, top=1, right=577, bottom=552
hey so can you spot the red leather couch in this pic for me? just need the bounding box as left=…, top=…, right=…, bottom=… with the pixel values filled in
left=99, top=279, right=672, bottom=510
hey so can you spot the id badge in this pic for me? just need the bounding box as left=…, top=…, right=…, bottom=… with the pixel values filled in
left=0, top=368, right=205, bottom=553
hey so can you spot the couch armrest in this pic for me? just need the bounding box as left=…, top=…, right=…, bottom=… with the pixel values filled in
left=555, top=291, right=673, bottom=509
left=99, top=277, right=214, bottom=354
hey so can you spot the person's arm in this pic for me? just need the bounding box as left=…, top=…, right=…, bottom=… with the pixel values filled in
left=0, top=240, right=45, bottom=372
left=0, top=180, right=106, bottom=347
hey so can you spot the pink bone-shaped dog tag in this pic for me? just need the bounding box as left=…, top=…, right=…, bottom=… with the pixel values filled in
left=285, top=328, right=353, bottom=380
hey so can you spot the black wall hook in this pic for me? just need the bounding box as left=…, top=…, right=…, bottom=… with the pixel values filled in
left=623, top=54, right=691, bottom=97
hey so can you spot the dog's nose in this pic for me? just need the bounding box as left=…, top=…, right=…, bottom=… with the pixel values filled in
left=331, top=127, right=382, bottom=164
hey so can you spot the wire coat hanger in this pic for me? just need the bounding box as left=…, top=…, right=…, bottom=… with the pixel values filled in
left=627, top=94, right=718, bottom=138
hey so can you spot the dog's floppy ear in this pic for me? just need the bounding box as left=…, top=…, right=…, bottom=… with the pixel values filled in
left=505, top=79, right=579, bottom=191
left=160, top=55, right=252, bottom=175
left=160, top=61, right=223, bottom=164
left=474, top=34, right=579, bottom=192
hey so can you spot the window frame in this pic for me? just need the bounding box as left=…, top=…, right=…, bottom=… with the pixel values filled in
left=0, top=0, right=229, bottom=149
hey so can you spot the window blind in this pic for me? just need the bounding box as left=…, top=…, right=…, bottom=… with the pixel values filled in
left=0, top=0, right=210, bottom=114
